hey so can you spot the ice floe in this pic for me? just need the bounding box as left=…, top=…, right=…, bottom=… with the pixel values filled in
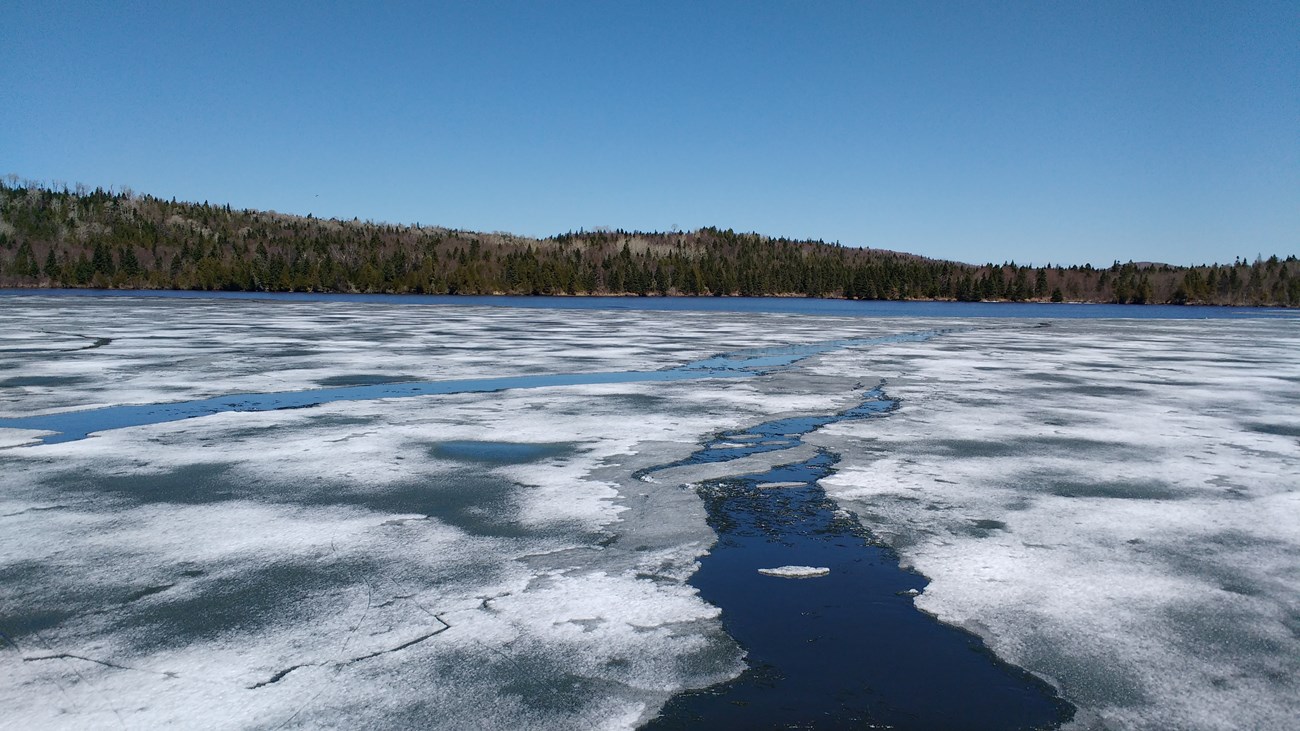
left=756, top=566, right=831, bottom=579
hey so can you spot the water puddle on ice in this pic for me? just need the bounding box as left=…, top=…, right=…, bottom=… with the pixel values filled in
left=641, top=390, right=1073, bottom=730
left=0, top=331, right=948, bottom=445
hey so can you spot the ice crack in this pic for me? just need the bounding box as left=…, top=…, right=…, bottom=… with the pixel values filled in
left=249, top=664, right=314, bottom=689
left=23, top=653, right=133, bottom=671
left=248, top=616, right=452, bottom=690
left=341, top=621, right=451, bottom=665
left=36, top=330, right=113, bottom=350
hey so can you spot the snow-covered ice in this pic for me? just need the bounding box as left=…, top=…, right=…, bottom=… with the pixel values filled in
left=812, top=318, right=1300, bottom=729
left=2, top=295, right=1297, bottom=730
left=0, top=296, right=913, bottom=729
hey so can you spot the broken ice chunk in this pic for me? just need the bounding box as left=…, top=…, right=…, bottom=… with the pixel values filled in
left=757, top=565, right=830, bottom=579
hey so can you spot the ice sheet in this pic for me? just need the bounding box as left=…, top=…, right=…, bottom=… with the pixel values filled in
left=1, top=296, right=930, bottom=729
left=4, top=297, right=1297, bottom=729
left=812, top=319, right=1300, bottom=729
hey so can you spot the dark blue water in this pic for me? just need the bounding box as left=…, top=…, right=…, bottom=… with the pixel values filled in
left=641, top=390, right=1073, bottom=730
left=2, top=288, right=1293, bottom=319
left=0, top=333, right=944, bottom=445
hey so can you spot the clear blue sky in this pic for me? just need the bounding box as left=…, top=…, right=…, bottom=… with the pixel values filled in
left=2, top=1, right=1296, bottom=266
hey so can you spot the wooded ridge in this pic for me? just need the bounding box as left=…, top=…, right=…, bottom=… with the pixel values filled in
left=2, top=180, right=1296, bottom=306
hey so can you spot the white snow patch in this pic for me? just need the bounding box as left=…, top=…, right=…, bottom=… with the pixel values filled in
left=0, top=427, right=48, bottom=448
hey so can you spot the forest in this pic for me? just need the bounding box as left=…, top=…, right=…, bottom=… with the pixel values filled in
left=2, top=179, right=1296, bottom=306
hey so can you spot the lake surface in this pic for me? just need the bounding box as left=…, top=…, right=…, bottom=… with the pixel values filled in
left=3, top=293, right=1296, bottom=729
left=0, top=313, right=1070, bottom=727
left=2, top=288, right=1293, bottom=319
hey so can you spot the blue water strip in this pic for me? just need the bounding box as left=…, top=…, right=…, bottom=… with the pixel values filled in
left=0, top=331, right=948, bottom=445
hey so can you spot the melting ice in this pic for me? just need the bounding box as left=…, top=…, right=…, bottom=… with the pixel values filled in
left=1, top=296, right=1297, bottom=729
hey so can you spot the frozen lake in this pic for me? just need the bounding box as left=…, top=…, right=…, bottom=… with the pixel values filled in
left=1, top=293, right=1297, bottom=729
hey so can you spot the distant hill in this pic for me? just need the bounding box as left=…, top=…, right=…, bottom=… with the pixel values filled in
left=1, top=180, right=1296, bottom=306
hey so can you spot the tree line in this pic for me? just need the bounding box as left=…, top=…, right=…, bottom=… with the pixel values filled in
left=1, top=179, right=1296, bottom=306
